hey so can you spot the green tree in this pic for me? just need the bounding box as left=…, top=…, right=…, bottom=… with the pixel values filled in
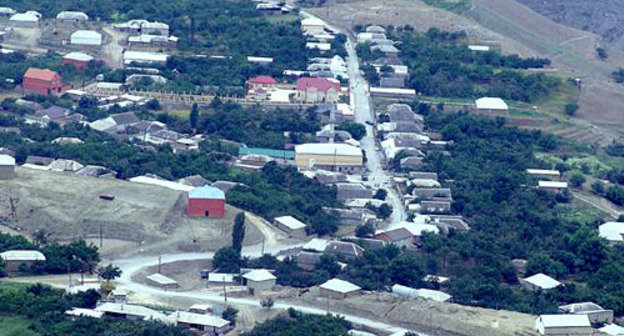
left=316, top=254, right=340, bottom=277
left=98, top=264, right=121, bottom=283
left=389, top=252, right=425, bottom=287
left=190, top=103, right=199, bottom=130
left=355, top=223, right=375, bottom=237
left=569, top=171, right=585, bottom=187
left=376, top=203, right=393, bottom=219
left=373, top=188, right=387, bottom=200
left=222, top=307, right=238, bottom=326
left=213, top=247, right=241, bottom=273
left=337, top=122, right=367, bottom=140
left=526, top=254, right=567, bottom=278
left=591, top=181, right=605, bottom=195
left=232, top=212, right=246, bottom=252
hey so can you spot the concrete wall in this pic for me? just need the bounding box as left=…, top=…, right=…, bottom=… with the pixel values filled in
left=187, top=199, right=226, bottom=218
left=0, top=165, right=15, bottom=180
left=247, top=279, right=276, bottom=295
left=275, top=223, right=307, bottom=240
left=319, top=288, right=360, bottom=299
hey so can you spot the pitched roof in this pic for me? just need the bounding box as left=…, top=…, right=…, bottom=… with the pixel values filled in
left=295, top=143, right=362, bottom=157
left=242, top=269, right=276, bottom=282
left=63, top=52, right=94, bottom=62
left=0, top=154, right=15, bottom=166
left=110, top=112, right=140, bottom=125
left=146, top=273, right=178, bottom=286
left=320, top=278, right=361, bottom=293
left=523, top=273, right=561, bottom=289
left=599, top=222, right=624, bottom=242
left=188, top=186, right=225, bottom=200
left=296, top=77, right=340, bottom=92
left=326, top=241, right=364, bottom=257
left=274, top=216, right=307, bottom=230
left=171, top=311, right=229, bottom=328
left=24, top=68, right=60, bottom=81
left=250, top=75, right=277, bottom=85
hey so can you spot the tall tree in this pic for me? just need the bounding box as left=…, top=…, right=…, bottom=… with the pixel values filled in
left=232, top=212, right=246, bottom=252
left=190, top=103, right=199, bottom=130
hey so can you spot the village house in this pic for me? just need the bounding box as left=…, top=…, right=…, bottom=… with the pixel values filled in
left=10, top=12, right=39, bottom=27
left=23, top=68, right=67, bottom=95
left=146, top=273, right=179, bottom=289
left=559, top=302, right=613, bottom=324
left=598, top=222, right=624, bottom=244
left=56, top=11, right=89, bottom=21
left=295, top=77, right=341, bottom=103
left=521, top=273, right=562, bottom=292
left=429, top=215, right=471, bottom=232
left=246, top=75, right=279, bottom=93
left=63, top=52, right=94, bottom=69
left=325, top=241, right=364, bottom=258
left=241, top=269, right=277, bottom=295
left=295, top=251, right=323, bottom=271
left=374, top=227, right=415, bottom=248
left=300, top=17, right=325, bottom=33
left=0, top=250, right=45, bottom=272
left=411, top=187, right=452, bottom=201
left=319, top=278, right=361, bottom=299
left=171, top=311, right=231, bottom=335
left=336, top=183, right=373, bottom=201
left=274, top=216, right=307, bottom=239
left=420, top=200, right=452, bottom=214
left=535, top=315, right=592, bottom=336
left=94, top=302, right=167, bottom=321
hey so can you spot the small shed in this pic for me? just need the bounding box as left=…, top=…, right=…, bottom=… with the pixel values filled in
left=0, top=250, right=45, bottom=272
left=56, top=11, right=89, bottom=21
left=274, top=216, right=307, bottom=239
left=319, top=278, right=361, bottom=299
left=521, top=273, right=562, bottom=292
left=0, top=154, right=16, bottom=179
left=71, top=30, right=102, bottom=46
left=242, top=269, right=276, bottom=295
left=535, top=314, right=591, bottom=336
left=63, top=52, right=94, bottom=69
left=146, top=273, right=179, bottom=289
left=538, top=181, right=569, bottom=193
left=187, top=186, right=226, bottom=218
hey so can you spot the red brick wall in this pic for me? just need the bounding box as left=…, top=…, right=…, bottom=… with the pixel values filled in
left=187, top=199, right=225, bottom=218
left=23, top=74, right=64, bottom=95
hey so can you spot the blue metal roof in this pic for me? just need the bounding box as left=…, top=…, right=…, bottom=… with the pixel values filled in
left=188, top=186, right=226, bottom=200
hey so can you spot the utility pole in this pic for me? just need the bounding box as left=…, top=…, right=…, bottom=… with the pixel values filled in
left=158, top=255, right=162, bottom=273
left=261, top=238, right=265, bottom=255
left=99, top=225, right=103, bottom=248
left=223, top=280, right=227, bottom=303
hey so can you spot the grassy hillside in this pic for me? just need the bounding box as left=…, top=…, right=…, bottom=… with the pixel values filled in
left=0, top=314, right=38, bottom=336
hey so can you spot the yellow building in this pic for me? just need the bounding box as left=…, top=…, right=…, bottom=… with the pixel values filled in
left=295, top=143, right=363, bottom=173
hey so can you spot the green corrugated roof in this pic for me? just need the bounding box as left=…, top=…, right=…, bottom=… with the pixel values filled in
left=238, top=147, right=295, bottom=159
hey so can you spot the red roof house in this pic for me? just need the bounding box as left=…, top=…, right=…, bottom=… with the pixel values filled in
left=246, top=75, right=278, bottom=93
left=296, top=77, right=341, bottom=103
left=22, top=68, right=67, bottom=95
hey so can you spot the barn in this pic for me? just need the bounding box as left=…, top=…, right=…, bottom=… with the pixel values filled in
left=187, top=186, right=226, bottom=218
left=22, top=68, right=66, bottom=95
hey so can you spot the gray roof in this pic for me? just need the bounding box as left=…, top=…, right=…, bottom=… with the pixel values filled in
left=377, top=227, right=414, bottom=241
left=37, top=106, right=70, bottom=120
left=336, top=183, right=372, bottom=201
left=325, top=241, right=364, bottom=258
left=408, top=171, right=438, bottom=180
left=26, top=155, right=54, bottom=166
left=211, top=180, right=239, bottom=193
left=110, top=112, right=140, bottom=125
left=380, top=76, right=406, bottom=88
left=296, top=251, right=322, bottom=266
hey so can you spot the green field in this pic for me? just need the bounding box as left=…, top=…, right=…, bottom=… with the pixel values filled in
left=0, top=314, right=37, bottom=336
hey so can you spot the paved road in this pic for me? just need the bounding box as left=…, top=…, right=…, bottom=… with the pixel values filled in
left=343, top=37, right=407, bottom=225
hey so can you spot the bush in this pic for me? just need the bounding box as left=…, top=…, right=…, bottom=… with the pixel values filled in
left=569, top=171, right=585, bottom=187
left=564, top=102, right=579, bottom=116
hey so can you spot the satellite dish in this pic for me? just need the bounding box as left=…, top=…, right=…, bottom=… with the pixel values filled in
left=308, top=158, right=316, bottom=169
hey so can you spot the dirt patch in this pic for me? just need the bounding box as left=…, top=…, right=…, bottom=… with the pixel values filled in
left=0, top=168, right=267, bottom=258
left=295, top=291, right=536, bottom=336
